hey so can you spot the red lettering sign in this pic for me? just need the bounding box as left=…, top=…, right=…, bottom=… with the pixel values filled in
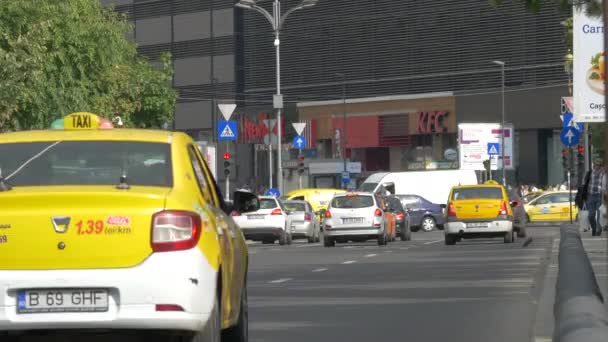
left=417, top=111, right=448, bottom=134
left=240, top=113, right=285, bottom=142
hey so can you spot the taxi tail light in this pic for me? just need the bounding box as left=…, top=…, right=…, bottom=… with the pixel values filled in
left=374, top=208, right=383, bottom=217
left=151, top=211, right=202, bottom=252
left=324, top=210, right=332, bottom=218
left=447, top=203, right=457, bottom=217
left=304, top=213, right=313, bottom=221
left=499, top=200, right=508, bottom=217
left=395, top=213, right=405, bottom=220
left=155, top=304, right=184, bottom=312
left=271, top=208, right=283, bottom=216
left=230, top=211, right=241, bottom=216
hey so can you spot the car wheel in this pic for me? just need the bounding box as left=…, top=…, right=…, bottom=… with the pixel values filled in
left=323, top=237, right=335, bottom=247
left=222, top=285, right=248, bottom=342
left=307, top=235, right=315, bottom=243
left=279, top=232, right=288, bottom=246
left=377, top=232, right=387, bottom=246
left=421, top=216, right=436, bottom=232
left=188, top=296, right=221, bottom=342
left=445, top=234, right=456, bottom=245
left=504, top=231, right=513, bottom=244
left=316, top=229, right=322, bottom=243
left=405, top=228, right=412, bottom=241
left=517, top=227, right=527, bottom=238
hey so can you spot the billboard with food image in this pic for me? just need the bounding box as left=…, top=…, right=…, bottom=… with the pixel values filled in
left=573, top=8, right=605, bottom=123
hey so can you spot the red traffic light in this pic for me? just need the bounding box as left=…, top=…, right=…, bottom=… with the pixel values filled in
left=562, top=149, right=568, bottom=156
left=223, top=153, right=231, bottom=160
left=297, top=156, right=305, bottom=162
left=577, top=145, right=585, bottom=153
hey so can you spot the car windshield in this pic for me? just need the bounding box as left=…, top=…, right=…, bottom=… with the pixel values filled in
left=331, top=195, right=374, bottom=209
left=0, top=141, right=172, bottom=187
left=523, top=192, right=543, bottom=203
left=284, top=202, right=307, bottom=212
left=452, top=187, right=503, bottom=200
left=358, top=183, right=377, bottom=193
left=259, top=198, right=278, bottom=209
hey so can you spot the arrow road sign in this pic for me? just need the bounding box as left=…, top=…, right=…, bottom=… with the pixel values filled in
left=218, top=104, right=237, bottom=121
left=265, top=188, right=281, bottom=197
left=218, top=121, right=238, bottom=141
left=292, top=135, right=306, bottom=149
left=562, top=112, right=584, bottom=132
left=292, top=122, right=307, bottom=135
left=487, top=142, right=500, bottom=156
left=560, top=126, right=580, bottom=146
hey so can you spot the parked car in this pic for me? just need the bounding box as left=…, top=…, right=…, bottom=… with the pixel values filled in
left=524, top=191, right=579, bottom=222
left=507, top=189, right=528, bottom=237
left=385, top=195, right=411, bottom=241
left=396, top=194, right=445, bottom=232
left=232, top=196, right=293, bottom=245
left=284, top=200, right=321, bottom=243
left=323, top=192, right=390, bottom=247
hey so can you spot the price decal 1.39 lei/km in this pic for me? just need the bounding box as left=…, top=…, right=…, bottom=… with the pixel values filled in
left=17, top=289, right=109, bottom=313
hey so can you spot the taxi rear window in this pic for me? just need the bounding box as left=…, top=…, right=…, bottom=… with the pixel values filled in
left=0, top=141, right=172, bottom=187
left=331, top=195, right=374, bottom=209
left=451, top=187, right=503, bottom=200
left=259, top=199, right=278, bottom=209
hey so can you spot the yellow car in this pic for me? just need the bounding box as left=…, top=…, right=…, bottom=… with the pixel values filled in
left=444, top=180, right=516, bottom=245
left=0, top=112, right=256, bottom=341
left=285, top=188, right=346, bottom=215
left=524, top=191, right=578, bottom=222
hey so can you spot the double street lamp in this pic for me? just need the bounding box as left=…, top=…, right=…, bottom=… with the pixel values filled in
left=235, top=0, right=319, bottom=195
left=492, top=60, right=506, bottom=186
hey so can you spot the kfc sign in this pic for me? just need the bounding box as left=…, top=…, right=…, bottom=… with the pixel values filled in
left=417, top=111, right=448, bottom=134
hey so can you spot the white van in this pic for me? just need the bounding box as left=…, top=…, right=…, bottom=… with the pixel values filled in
left=358, top=170, right=479, bottom=205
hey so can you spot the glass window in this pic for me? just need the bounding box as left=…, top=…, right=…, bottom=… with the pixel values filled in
left=399, top=196, right=420, bottom=209
left=451, top=187, right=503, bottom=200
left=284, top=202, right=307, bottom=212
left=187, top=146, right=213, bottom=203
left=550, top=194, right=571, bottom=203
left=331, top=195, right=375, bottom=209
left=0, top=141, right=172, bottom=187
left=388, top=198, right=404, bottom=211
left=259, top=198, right=278, bottom=209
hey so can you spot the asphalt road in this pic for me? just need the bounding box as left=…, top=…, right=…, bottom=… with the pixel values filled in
left=247, top=226, right=561, bottom=342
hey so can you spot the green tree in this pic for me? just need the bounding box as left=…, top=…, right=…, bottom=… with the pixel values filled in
left=0, top=0, right=176, bottom=131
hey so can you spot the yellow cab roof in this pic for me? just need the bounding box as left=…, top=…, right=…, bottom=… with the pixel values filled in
left=286, top=188, right=345, bottom=196
left=451, top=180, right=504, bottom=190
left=0, top=128, right=189, bottom=144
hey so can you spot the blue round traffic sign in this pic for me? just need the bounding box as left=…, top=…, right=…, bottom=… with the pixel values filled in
left=265, top=188, right=281, bottom=198
left=292, top=135, right=306, bottom=149
left=560, top=126, right=580, bottom=147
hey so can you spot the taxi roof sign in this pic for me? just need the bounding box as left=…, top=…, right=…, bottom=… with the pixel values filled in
left=51, top=112, right=113, bottom=130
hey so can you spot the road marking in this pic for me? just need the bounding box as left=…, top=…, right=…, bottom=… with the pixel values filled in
left=296, top=243, right=320, bottom=248
left=424, top=239, right=443, bottom=245
left=269, top=278, right=292, bottom=284
left=341, top=260, right=357, bottom=264
left=384, top=250, right=393, bottom=253
left=364, top=253, right=377, bottom=258
left=312, top=268, right=328, bottom=272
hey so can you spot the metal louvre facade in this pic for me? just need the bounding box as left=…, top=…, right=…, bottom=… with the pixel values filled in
left=241, top=0, right=571, bottom=102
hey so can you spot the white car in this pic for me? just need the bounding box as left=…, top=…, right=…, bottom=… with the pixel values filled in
left=232, top=196, right=293, bottom=245
left=322, top=192, right=389, bottom=247
left=284, top=200, right=321, bottom=243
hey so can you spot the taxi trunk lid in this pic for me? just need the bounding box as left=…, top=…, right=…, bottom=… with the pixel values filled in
left=451, top=199, right=503, bottom=220
left=0, top=186, right=169, bottom=270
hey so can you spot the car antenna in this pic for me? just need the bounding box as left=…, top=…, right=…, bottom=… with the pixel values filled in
left=0, top=168, right=12, bottom=192
left=116, top=170, right=130, bottom=190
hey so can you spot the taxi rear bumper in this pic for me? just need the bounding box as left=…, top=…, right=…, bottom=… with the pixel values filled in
left=0, top=248, right=217, bottom=332
left=445, top=220, right=513, bottom=235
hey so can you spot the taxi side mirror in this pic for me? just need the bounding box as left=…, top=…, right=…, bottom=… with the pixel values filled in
left=510, top=200, right=519, bottom=208
left=232, top=190, right=260, bottom=214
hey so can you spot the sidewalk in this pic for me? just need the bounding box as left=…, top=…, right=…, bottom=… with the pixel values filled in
left=579, top=231, right=608, bottom=311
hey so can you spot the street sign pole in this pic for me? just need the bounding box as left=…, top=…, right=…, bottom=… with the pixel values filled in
left=298, top=148, right=303, bottom=190
left=225, top=141, right=230, bottom=202
left=269, top=142, right=273, bottom=189
left=569, top=146, right=573, bottom=224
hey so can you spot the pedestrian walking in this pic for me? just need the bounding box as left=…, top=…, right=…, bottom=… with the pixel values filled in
left=584, top=158, right=606, bottom=236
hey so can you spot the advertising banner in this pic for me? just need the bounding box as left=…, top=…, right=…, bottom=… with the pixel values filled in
left=458, top=123, right=514, bottom=171
left=573, top=8, right=605, bottom=122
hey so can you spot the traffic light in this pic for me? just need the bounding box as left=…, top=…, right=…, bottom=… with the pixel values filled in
left=223, top=152, right=231, bottom=177
left=577, top=145, right=585, bottom=167
left=297, top=155, right=305, bottom=175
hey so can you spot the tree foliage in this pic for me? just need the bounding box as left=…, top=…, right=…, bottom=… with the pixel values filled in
left=0, top=0, right=176, bottom=131
left=489, top=0, right=602, bottom=16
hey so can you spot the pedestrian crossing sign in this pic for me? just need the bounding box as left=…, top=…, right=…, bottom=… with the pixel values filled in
left=487, top=142, right=500, bottom=156
left=218, top=121, right=238, bottom=141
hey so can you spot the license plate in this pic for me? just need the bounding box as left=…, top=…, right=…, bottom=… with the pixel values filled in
left=17, top=289, right=109, bottom=314
left=467, top=222, right=488, bottom=228
left=343, top=218, right=365, bottom=224
left=247, top=215, right=264, bottom=220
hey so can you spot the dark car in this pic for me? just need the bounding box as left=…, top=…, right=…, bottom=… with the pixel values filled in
left=386, top=195, right=412, bottom=241
left=397, top=194, right=445, bottom=232
left=507, top=189, right=528, bottom=237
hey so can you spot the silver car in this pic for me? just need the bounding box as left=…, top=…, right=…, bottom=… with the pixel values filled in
left=322, top=192, right=389, bottom=247
left=284, top=200, right=321, bottom=243
left=232, top=196, right=293, bottom=245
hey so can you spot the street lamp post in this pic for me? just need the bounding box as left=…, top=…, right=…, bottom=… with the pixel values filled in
left=235, top=0, right=318, bottom=195
left=336, top=73, right=347, bottom=188
left=492, top=60, right=506, bottom=186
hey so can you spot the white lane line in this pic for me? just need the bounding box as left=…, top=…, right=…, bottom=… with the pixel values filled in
left=384, top=250, right=393, bottom=253
left=424, top=239, right=443, bottom=245
left=341, top=260, right=357, bottom=264
left=269, top=278, right=293, bottom=284
left=296, top=243, right=320, bottom=248
left=312, top=268, right=328, bottom=272
left=364, top=253, right=377, bottom=258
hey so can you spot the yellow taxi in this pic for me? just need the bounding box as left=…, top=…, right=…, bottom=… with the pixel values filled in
left=524, top=191, right=579, bottom=222
left=0, top=112, right=256, bottom=341
left=284, top=188, right=346, bottom=215
left=444, top=180, right=515, bottom=245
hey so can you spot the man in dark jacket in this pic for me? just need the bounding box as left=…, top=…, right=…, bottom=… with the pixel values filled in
left=586, top=158, right=606, bottom=236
